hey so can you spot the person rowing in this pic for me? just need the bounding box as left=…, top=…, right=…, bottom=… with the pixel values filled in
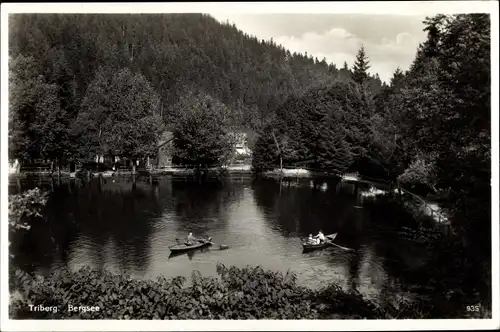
left=186, top=232, right=198, bottom=245
left=186, top=232, right=210, bottom=246
left=315, top=230, right=326, bottom=243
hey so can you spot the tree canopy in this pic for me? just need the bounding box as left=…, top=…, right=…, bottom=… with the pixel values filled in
left=74, top=68, right=162, bottom=162
left=8, top=13, right=384, bottom=165
left=171, top=92, right=235, bottom=168
left=9, top=54, right=70, bottom=164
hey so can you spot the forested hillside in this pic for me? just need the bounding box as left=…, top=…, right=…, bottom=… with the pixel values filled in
left=9, top=13, right=382, bottom=138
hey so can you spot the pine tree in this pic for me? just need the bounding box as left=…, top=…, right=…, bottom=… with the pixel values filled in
left=390, top=67, right=405, bottom=89
left=352, top=45, right=371, bottom=85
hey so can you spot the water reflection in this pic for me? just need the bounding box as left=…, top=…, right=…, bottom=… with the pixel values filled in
left=251, top=178, right=349, bottom=237
left=66, top=178, right=156, bottom=276
left=10, top=176, right=433, bottom=303
left=169, top=180, right=243, bottom=235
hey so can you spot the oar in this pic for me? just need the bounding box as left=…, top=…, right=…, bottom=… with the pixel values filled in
left=175, top=237, right=229, bottom=250
left=328, top=240, right=354, bottom=251
left=322, top=233, right=354, bottom=251
left=205, top=238, right=230, bottom=250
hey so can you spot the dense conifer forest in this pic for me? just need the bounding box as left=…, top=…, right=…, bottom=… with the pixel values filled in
left=9, top=13, right=383, bottom=155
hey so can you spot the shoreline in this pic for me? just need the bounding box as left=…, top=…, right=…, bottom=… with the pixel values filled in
left=8, top=168, right=449, bottom=226
left=9, top=167, right=323, bottom=179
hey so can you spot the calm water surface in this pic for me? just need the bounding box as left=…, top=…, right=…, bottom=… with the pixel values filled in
left=10, top=176, right=431, bottom=303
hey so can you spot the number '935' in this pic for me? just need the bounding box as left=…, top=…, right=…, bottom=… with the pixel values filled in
left=466, top=305, right=480, bottom=312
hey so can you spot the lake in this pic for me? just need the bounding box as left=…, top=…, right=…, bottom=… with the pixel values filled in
left=9, top=175, right=432, bottom=304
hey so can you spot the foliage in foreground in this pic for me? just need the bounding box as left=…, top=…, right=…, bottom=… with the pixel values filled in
left=8, top=188, right=49, bottom=232
left=10, top=262, right=488, bottom=320
left=10, top=264, right=386, bottom=320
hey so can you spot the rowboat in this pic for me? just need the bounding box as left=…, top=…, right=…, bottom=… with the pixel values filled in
left=169, top=237, right=213, bottom=253
left=168, top=246, right=210, bottom=259
left=302, top=233, right=338, bottom=252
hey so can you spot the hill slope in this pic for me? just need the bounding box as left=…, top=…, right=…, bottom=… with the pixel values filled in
left=9, top=13, right=383, bottom=129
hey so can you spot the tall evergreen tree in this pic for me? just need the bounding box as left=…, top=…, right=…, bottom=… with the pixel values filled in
left=390, top=67, right=405, bottom=90
left=352, top=45, right=371, bottom=85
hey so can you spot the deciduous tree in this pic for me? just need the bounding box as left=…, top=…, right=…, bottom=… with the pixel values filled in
left=9, top=54, right=70, bottom=169
left=75, top=67, right=162, bottom=170
left=171, top=93, right=235, bottom=169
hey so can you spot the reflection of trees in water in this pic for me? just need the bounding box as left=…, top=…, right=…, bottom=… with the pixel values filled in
left=169, top=180, right=245, bottom=235
left=11, top=177, right=162, bottom=276
left=251, top=178, right=359, bottom=237
left=251, top=178, right=383, bottom=296
left=373, top=235, right=431, bottom=288
left=339, top=222, right=368, bottom=293
left=361, top=199, right=436, bottom=301
left=8, top=176, right=55, bottom=195
left=10, top=179, right=83, bottom=275
left=76, top=178, right=157, bottom=273
left=348, top=249, right=362, bottom=291
left=363, top=196, right=420, bottom=230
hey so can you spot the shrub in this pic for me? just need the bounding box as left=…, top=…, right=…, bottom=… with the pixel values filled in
left=8, top=188, right=49, bottom=232
left=10, top=261, right=486, bottom=319
left=9, top=264, right=381, bottom=320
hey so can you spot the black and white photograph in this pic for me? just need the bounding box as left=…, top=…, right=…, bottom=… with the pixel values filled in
left=1, top=2, right=498, bottom=331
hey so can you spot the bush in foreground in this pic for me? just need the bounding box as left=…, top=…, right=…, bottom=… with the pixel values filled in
left=11, top=263, right=486, bottom=320
left=10, top=263, right=384, bottom=320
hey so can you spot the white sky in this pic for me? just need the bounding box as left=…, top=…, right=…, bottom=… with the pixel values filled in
left=209, top=14, right=429, bottom=83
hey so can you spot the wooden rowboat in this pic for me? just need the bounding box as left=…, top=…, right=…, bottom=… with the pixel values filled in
left=168, top=246, right=211, bottom=259
left=169, top=237, right=213, bottom=253
left=302, top=233, right=338, bottom=252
